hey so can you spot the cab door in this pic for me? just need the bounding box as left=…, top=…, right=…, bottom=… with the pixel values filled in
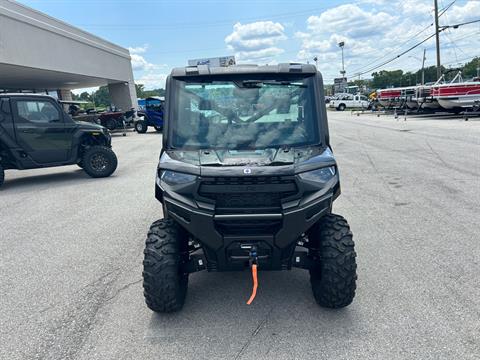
left=12, top=97, right=71, bottom=164
left=353, top=95, right=360, bottom=106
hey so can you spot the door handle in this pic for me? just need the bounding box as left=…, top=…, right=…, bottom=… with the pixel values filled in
left=21, top=129, right=35, bottom=133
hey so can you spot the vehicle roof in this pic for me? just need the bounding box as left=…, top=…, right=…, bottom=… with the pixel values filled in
left=0, top=93, right=56, bottom=99
left=170, top=63, right=317, bottom=77
left=145, top=96, right=165, bottom=101
left=59, top=100, right=89, bottom=104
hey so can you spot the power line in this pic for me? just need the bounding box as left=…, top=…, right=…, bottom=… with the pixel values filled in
left=442, top=18, right=480, bottom=29
left=443, top=54, right=479, bottom=67
left=438, top=0, right=457, bottom=17
left=350, top=33, right=438, bottom=77
left=73, top=4, right=341, bottom=29
left=347, top=7, right=455, bottom=75
left=349, top=18, right=480, bottom=78
left=347, top=2, right=470, bottom=77
left=347, top=23, right=435, bottom=75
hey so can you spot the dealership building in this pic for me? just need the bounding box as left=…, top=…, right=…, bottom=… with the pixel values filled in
left=0, top=0, right=137, bottom=110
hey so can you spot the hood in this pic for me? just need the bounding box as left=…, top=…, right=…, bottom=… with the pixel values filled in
left=74, top=120, right=105, bottom=131
left=167, top=147, right=323, bottom=166
left=162, top=146, right=336, bottom=176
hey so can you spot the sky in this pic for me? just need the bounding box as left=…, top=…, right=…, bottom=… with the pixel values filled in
left=18, top=0, right=480, bottom=90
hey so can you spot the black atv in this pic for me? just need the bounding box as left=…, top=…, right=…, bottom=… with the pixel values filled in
left=143, top=63, right=357, bottom=312
left=0, top=94, right=118, bottom=188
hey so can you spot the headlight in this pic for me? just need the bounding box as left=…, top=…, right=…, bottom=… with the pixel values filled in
left=160, top=170, right=197, bottom=186
left=298, top=166, right=336, bottom=184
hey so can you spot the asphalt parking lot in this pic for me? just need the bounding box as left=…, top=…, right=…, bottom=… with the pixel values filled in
left=1, top=112, right=479, bottom=360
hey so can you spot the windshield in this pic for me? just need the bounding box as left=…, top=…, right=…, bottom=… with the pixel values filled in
left=146, top=99, right=164, bottom=112
left=170, top=76, right=320, bottom=150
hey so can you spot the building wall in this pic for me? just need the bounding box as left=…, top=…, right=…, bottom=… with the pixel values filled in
left=0, top=0, right=137, bottom=108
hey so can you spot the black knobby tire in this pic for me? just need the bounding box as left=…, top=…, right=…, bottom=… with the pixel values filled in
left=135, top=121, right=148, bottom=133
left=143, top=219, right=189, bottom=313
left=105, top=118, right=117, bottom=131
left=154, top=125, right=163, bottom=132
left=0, top=164, right=4, bottom=188
left=82, top=146, right=118, bottom=178
left=309, top=214, right=357, bottom=308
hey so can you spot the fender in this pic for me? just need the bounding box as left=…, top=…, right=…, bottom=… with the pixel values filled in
left=70, top=130, right=111, bottom=163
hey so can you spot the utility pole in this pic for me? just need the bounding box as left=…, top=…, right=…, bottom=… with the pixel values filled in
left=434, top=0, right=441, bottom=79
left=421, top=48, right=427, bottom=85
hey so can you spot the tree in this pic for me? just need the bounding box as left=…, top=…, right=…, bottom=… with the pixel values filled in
left=135, top=83, right=165, bottom=99
left=461, top=57, right=480, bottom=79
left=79, top=91, right=91, bottom=102
left=371, top=70, right=405, bottom=88
left=92, top=86, right=110, bottom=107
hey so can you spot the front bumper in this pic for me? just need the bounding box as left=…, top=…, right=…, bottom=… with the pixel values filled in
left=161, top=184, right=334, bottom=271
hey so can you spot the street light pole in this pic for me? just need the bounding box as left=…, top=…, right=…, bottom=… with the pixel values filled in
left=338, top=41, right=346, bottom=78
left=337, top=42, right=347, bottom=93
left=341, top=47, right=345, bottom=75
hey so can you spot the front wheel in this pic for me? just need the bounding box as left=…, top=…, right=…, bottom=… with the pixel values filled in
left=0, top=164, right=4, bottom=188
left=143, top=219, right=189, bottom=313
left=309, top=214, right=357, bottom=308
left=82, top=146, right=118, bottom=178
left=135, top=121, right=148, bottom=133
left=337, top=104, right=346, bottom=111
left=104, top=118, right=117, bottom=131
left=153, top=125, right=163, bottom=132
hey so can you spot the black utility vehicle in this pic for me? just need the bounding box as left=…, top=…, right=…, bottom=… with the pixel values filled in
left=0, top=94, right=117, bottom=188
left=143, top=64, right=357, bottom=312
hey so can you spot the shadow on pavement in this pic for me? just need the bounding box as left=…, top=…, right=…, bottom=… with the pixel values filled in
left=145, top=269, right=354, bottom=341
left=0, top=169, right=92, bottom=191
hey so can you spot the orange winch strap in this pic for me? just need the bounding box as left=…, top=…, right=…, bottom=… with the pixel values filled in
left=246, top=264, right=258, bottom=305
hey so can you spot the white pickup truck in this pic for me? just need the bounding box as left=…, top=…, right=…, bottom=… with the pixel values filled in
left=329, top=93, right=370, bottom=111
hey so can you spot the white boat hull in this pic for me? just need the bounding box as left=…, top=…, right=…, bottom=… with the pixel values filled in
left=406, top=101, right=418, bottom=109
left=437, top=95, right=480, bottom=109
left=416, top=98, right=441, bottom=109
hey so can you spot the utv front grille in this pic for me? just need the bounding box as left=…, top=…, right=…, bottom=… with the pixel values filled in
left=215, top=218, right=282, bottom=236
left=199, top=176, right=297, bottom=213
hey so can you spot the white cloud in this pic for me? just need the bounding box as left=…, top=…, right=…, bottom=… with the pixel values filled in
left=444, top=1, right=480, bottom=23
left=127, top=44, right=169, bottom=88
left=292, top=1, right=480, bottom=82
left=130, top=54, right=156, bottom=71
left=236, top=47, right=285, bottom=61
left=399, top=0, right=432, bottom=15
left=305, top=4, right=396, bottom=39
left=128, top=44, right=148, bottom=54
left=128, top=44, right=169, bottom=74
left=135, top=73, right=168, bottom=90
left=225, top=21, right=287, bottom=62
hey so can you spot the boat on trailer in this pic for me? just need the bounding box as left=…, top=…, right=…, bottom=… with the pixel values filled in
left=377, top=88, right=401, bottom=108
left=432, top=73, right=480, bottom=110
left=401, top=87, right=418, bottom=109
left=414, top=84, right=441, bottom=110
left=377, top=86, right=418, bottom=109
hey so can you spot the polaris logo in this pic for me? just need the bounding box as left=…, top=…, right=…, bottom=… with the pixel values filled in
left=243, top=168, right=252, bottom=175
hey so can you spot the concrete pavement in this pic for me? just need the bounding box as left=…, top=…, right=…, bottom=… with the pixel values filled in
left=0, top=113, right=479, bottom=360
